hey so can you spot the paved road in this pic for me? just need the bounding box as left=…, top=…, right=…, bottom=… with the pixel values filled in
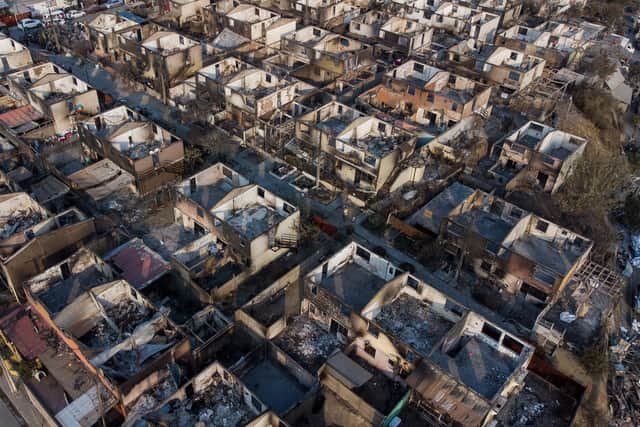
left=43, top=54, right=190, bottom=138
left=0, top=395, right=21, bottom=427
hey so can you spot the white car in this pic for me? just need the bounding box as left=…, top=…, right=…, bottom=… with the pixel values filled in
left=66, top=10, right=86, bottom=19
left=104, top=0, right=124, bottom=8
left=18, top=18, right=42, bottom=30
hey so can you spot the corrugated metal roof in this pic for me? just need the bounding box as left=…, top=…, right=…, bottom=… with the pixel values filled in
left=0, top=105, right=42, bottom=129
left=407, top=361, right=491, bottom=427
left=0, top=305, right=49, bottom=360
left=105, top=238, right=170, bottom=290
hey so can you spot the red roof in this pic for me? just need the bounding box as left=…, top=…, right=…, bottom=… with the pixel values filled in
left=0, top=105, right=42, bottom=129
left=0, top=306, right=49, bottom=360
left=107, top=239, right=170, bottom=289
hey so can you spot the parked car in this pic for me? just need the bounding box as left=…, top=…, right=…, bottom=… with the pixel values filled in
left=104, top=0, right=124, bottom=8
left=65, top=10, right=86, bottom=19
left=40, top=9, right=64, bottom=20
left=17, top=18, right=42, bottom=30
left=44, top=14, right=65, bottom=26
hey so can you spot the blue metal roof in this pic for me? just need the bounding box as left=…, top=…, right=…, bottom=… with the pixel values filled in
left=117, top=10, right=147, bottom=24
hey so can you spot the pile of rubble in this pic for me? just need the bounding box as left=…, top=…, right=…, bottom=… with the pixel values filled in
left=126, top=371, right=179, bottom=426
left=144, top=373, right=255, bottom=427
left=375, top=293, right=454, bottom=356
left=609, top=327, right=640, bottom=424
left=108, top=298, right=151, bottom=333
left=273, top=315, right=342, bottom=371
left=0, top=208, right=44, bottom=239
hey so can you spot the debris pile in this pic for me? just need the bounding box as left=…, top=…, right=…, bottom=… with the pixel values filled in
left=0, top=209, right=43, bottom=239
left=143, top=373, right=255, bottom=427
left=375, top=293, right=454, bottom=355
left=109, top=298, right=151, bottom=333
left=609, top=329, right=640, bottom=423
left=273, top=315, right=342, bottom=372
left=127, top=372, right=179, bottom=423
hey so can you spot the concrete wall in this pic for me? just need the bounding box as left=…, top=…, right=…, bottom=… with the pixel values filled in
left=0, top=49, right=33, bottom=74
left=2, top=218, right=96, bottom=298
left=320, top=372, right=384, bottom=425
left=49, top=89, right=100, bottom=135
left=237, top=265, right=300, bottom=339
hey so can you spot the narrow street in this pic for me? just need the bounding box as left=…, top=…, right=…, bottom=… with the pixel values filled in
left=43, top=53, right=190, bottom=137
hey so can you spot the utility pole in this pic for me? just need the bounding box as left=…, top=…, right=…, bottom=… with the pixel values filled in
left=46, top=0, right=61, bottom=52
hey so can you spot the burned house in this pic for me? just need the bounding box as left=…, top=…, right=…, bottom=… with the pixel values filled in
left=66, top=158, right=136, bottom=204
left=281, top=26, right=374, bottom=84
left=236, top=268, right=295, bottom=340
left=426, top=2, right=500, bottom=43
left=173, top=163, right=299, bottom=298
left=408, top=181, right=475, bottom=236
left=294, top=101, right=418, bottom=193
left=322, top=63, right=383, bottom=104
left=472, top=0, right=523, bottom=27
left=293, top=100, right=365, bottom=161
left=174, top=162, right=250, bottom=236
left=80, top=106, right=185, bottom=195
left=349, top=13, right=433, bottom=55
left=129, top=31, right=203, bottom=101
left=24, top=247, right=116, bottom=318
left=163, top=0, right=210, bottom=27
left=357, top=275, right=532, bottom=426
left=234, top=341, right=318, bottom=420
left=195, top=56, right=255, bottom=108
left=0, top=305, right=118, bottom=427
left=0, top=35, right=33, bottom=74
left=378, top=17, right=433, bottom=54
left=221, top=4, right=296, bottom=45
left=294, top=0, right=361, bottom=29
left=84, top=12, right=143, bottom=61
left=27, top=279, right=191, bottom=413
left=223, top=68, right=314, bottom=130
left=448, top=41, right=545, bottom=93
left=133, top=361, right=270, bottom=426
left=188, top=181, right=299, bottom=268
left=429, top=183, right=593, bottom=301
left=406, top=313, right=532, bottom=425
left=29, top=174, right=69, bottom=213
left=386, top=0, right=443, bottom=16
left=301, top=242, right=401, bottom=345
left=358, top=60, right=492, bottom=130
left=296, top=240, right=534, bottom=425
left=327, top=114, right=417, bottom=193
left=272, top=314, right=345, bottom=375
left=532, top=261, right=623, bottom=354
left=496, top=21, right=593, bottom=68
left=491, top=121, right=587, bottom=194
left=0, top=192, right=96, bottom=301
left=348, top=10, right=390, bottom=42
left=421, top=115, right=490, bottom=165
left=7, top=63, right=100, bottom=136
